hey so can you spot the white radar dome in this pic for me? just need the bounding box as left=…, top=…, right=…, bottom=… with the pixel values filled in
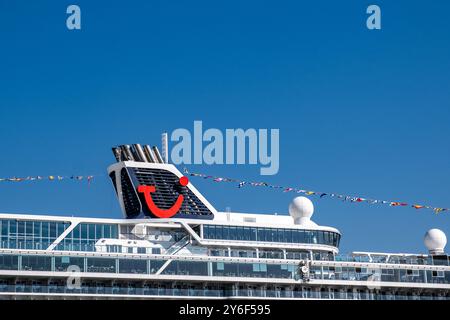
left=289, top=196, right=316, bottom=226
left=424, top=229, right=447, bottom=254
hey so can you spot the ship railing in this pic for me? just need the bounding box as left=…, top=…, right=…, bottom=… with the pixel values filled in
left=0, top=283, right=449, bottom=300
left=334, top=254, right=443, bottom=266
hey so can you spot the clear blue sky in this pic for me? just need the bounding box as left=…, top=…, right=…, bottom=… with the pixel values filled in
left=0, top=1, right=449, bottom=254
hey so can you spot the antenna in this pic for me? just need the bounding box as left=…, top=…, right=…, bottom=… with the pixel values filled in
left=161, top=132, right=169, bottom=164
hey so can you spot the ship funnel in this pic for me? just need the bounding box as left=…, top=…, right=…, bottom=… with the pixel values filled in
left=111, top=143, right=167, bottom=164
left=152, top=146, right=164, bottom=163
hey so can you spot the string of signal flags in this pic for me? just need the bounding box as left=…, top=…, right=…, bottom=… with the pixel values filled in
left=0, top=170, right=448, bottom=215
left=0, top=175, right=95, bottom=184
left=183, top=168, right=448, bottom=215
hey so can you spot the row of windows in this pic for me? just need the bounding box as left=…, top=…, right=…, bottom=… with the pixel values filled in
left=65, top=223, right=119, bottom=241
left=0, top=219, right=69, bottom=240
left=209, top=249, right=314, bottom=260
left=0, top=255, right=164, bottom=274
left=105, top=245, right=159, bottom=255
left=0, top=220, right=119, bottom=251
left=0, top=218, right=69, bottom=249
left=1, top=254, right=448, bottom=284
left=203, top=225, right=340, bottom=247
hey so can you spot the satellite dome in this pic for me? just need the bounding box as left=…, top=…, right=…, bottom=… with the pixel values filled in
left=289, top=197, right=316, bottom=226
left=424, top=229, right=447, bottom=254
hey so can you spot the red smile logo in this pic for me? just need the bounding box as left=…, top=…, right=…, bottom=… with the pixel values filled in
left=137, top=176, right=189, bottom=218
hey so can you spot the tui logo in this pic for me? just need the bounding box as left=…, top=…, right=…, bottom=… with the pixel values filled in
left=137, top=176, right=189, bottom=218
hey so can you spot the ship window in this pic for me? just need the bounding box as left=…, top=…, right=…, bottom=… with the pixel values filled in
left=1, top=221, right=8, bottom=237
left=54, top=256, right=84, bottom=272
left=261, top=229, right=269, bottom=242
left=87, top=257, right=116, bottom=273
left=0, top=255, right=19, bottom=270
left=81, top=224, right=88, bottom=239
left=162, top=261, right=208, bottom=276
left=43, top=222, right=51, bottom=238
left=9, top=221, right=17, bottom=234
left=382, top=269, right=394, bottom=275
left=112, top=225, right=119, bottom=239
left=149, top=260, right=165, bottom=274
left=151, top=248, right=160, bottom=254
left=73, top=225, right=80, bottom=239
left=250, top=228, right=257, bottom=241
left=301, top=230, right=308, bottom=243
left=206, top=226, right=213, bottom=239
left=96, top=224, right=103, bottom=238
left=18, top=221, right=25, bottom=234
left=257, top=228, right=265, bottom=242
left=322, top=231, right=327, bottom=244
left=432, top=271, right=444, bottom=278
left=103, top=225, right=111, bottom=239
left=202, top=225, right=209, bottom=238
left=229, top=227, right=237, bottom=240
left=56, top=223, right=64, bottom=236
left=119, top=259, right=147, bottom=274
left=277, top=229, right=284, bottom=242
left=215, top=225, right=223, bottom=239
left=208, top=225, right=216, bottom=239
left=238, top=227, right=246, bottom=241
left=88, top=225, right=96, bottom=239
left=269, top=228, right=274, bottom=242
left=284, top=229, right=292, bottom=243
left=138, top=247, right=147, bottom=254
left=22, top=255, right=52, bottom=271
left=50, top=222, right=57, bottom=238
left=205, top=225, right=213, bottom=239
left=243, top=227, right=251, bottom=241
left=222, top=226, right=230, bottom=239
left=216, top=262, right=224, bottom=271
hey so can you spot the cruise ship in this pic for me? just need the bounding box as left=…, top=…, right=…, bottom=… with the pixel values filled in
left=0, top=141, right=448, bottom=300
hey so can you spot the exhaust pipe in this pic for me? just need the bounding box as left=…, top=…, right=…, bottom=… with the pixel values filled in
left=152, top=146, right=164, bottom=163
left=143, top=145, right=156, bottom=163
left=121, top=145, right=135, bottom=161
left=112, top=147, right=122, bottom=162
left=132, top=144, right=147, bottom=162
